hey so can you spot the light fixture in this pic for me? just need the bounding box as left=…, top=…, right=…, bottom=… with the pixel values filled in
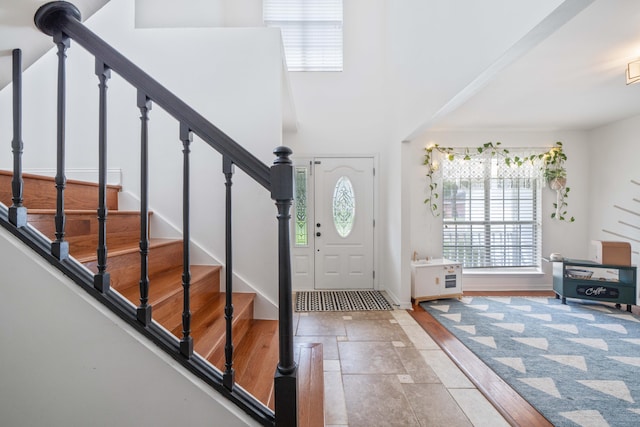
left=626, top=59, right=640, bottom=84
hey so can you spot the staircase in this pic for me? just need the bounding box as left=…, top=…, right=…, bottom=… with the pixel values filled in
left=0, top=170, right=282, bottom=407
left=0, top=2, right=328, bottom=425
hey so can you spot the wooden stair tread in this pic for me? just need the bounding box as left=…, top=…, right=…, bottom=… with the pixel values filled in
left=218, top=319, right=279, bottom=408
left=117, top=265, right=221, bottom=332
left=0, top=170, right=121, bottom=210
left=73, top=238, right=179, bottom=262
left=27, top=209, right=145, bottom=215
left=28, top=211, right=144, bottom=255
left=0, top=170, right=122, bottom=190
left=80, top=239, right=185, bottom=290
left=181, top=292, right=255, bottom=360
left=116, top=264, right=219, bottom=302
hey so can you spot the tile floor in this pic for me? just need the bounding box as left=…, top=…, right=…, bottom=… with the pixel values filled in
left=293, top=308, right=510, bottom=427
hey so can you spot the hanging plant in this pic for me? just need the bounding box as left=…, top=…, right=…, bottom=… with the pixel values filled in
left=423, top=141, right=574, bottom=221
left=541, top=142, right=572, bottom=221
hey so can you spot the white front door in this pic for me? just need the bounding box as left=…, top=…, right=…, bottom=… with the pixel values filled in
left=313, top=157, right=374, bottom=289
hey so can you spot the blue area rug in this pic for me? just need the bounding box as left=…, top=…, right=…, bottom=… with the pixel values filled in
left=421, top=296, right=640, bottom=427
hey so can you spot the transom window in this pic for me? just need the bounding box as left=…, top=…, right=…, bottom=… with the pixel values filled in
left=263, top=0, right=343, bottom=72
left=441, top=151, right=542, bottom=270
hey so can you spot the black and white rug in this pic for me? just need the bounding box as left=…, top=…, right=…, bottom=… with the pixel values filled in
left=295, top=290, right=393, bottom=312
left=422, top=296, right=640, bottom=427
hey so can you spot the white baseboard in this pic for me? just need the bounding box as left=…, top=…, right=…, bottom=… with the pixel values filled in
left=382, top=289, right=412, bottom=310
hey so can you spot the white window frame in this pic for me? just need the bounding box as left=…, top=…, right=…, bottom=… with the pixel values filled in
left=263, top=0, right=343, bottom=72
left=441, top=151, right=542, bottom=271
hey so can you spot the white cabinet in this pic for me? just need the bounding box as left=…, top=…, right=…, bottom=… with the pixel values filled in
left=411, top=259, right=463, bottom=302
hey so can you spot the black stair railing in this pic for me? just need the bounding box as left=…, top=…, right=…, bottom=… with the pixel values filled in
left=51, top=32, right=70, bottom=261
left=223, top=156, right=235, bottom=390
left=5, top=2, right=300, bottom=426
left=179, top=123, right=194, bottom=359
left=94, top=59, right=110, bottom=293
left=9, top=49, right=27, bottom=228
left=137, top=91, right=152, bottom=326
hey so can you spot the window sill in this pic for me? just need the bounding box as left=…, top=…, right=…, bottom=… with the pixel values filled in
left=463, top=267, right=545, bottom=277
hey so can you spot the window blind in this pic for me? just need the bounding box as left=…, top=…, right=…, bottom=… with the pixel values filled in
left=264, top=0, right=343, bottom=72
left=441, top=151, right=542, bottom=269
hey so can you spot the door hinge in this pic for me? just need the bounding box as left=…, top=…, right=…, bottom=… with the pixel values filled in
left=373, top=270, right=375, bottom=279
left=373, top=219, right=375, bottom=227
left=373, top=167, right=376, bottom=176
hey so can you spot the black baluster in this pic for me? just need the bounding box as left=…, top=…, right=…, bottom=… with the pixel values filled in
left=179, top=123, right=193, bottom=358
left=51, top=32, right=70, bottom=261
left=94, top=60, right=111, bottom=293
left=223, top=156, right=235, bottom=390
left=271, top=146, right=297, bottom=427
left=9, top=48, right=26, bottom=227
left=137, top=91, right=152, bottom=326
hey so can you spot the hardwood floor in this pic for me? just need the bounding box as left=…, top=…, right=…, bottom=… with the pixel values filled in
left=409, top=291, right=555, bottom=427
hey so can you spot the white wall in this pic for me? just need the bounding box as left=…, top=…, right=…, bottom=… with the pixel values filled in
left=0, top=226, right=258, bottom=427
left=587, top=114, right=640, bottom=266
left=409, top=130, right=590, bottom=291
left=135, top=0, right=225, bottom=27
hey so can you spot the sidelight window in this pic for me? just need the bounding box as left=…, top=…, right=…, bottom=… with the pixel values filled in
left=294, top=166, right=308, bottom=246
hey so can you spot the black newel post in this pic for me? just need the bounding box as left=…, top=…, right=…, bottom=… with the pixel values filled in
left=9, top=48, right=27, bottom=227
left=179, top=123, right=193, bottom=358
left=51, top=32, right=70, bottom=261
left=271, top=146, right=297, bottom=427
left=94, top=60, right=111, bottom=293
left=137, top=91, right=152, bottom=326
left=223, top=156, right=235, bottom=390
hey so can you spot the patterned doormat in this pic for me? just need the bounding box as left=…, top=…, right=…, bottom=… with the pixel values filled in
left=295, top=290, right=393, bottom=312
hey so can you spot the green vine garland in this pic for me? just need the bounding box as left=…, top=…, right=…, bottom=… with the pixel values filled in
left=423, top=141, right=574, bottom=222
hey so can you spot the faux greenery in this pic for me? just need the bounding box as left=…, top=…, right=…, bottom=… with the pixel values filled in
left=423, top=141, right=574, bottom=222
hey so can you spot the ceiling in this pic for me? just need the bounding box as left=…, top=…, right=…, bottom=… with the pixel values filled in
left=423, top=0, right=640, bottom=133
left=0, top=0, right=108, bottom=90
left=2, top=0, right=640, bottom=133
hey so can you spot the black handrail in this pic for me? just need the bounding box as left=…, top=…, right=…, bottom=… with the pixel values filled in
left=30, top=2, right=297, bottom=426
